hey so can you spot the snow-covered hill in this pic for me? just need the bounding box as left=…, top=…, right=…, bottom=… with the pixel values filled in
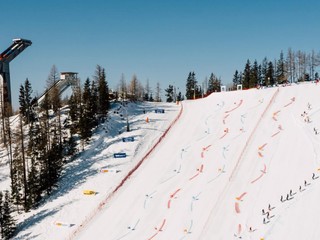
left=11, top=82, right=320, bottom=240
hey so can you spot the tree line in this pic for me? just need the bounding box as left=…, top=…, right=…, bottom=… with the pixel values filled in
left=233, top=49, right=320, bottom=89
left=182, top=48, right=320, bottom=100
left=0, top=63, right=183, bottom=238
left=184, top=71, right=222, bottom=100
left=0, top=64, right=111, bottom=238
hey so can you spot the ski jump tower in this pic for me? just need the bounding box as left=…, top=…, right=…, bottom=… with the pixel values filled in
left=0, top=38, right=32, bottom=115
left=36, top=72, right=79, bottom=106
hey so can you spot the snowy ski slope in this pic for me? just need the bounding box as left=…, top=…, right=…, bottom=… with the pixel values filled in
left=14, top=82, right=320, bottom=240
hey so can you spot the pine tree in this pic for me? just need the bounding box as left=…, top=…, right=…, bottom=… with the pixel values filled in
left=1, top=191, right=16, bottom=239
left=249, top=60, right=259, bottom=88
left=185, top=72, right=198, bottom=99
left=19, top=84, right=26, bottom=119
left=19, top=78, right=35, bottom=124
left=176, top=92, right=183, bottom=101
left=90, top=80, right=99, bottom=127
left=261, top=57, right=268, bottom=86
left=232, top=70, right=240, bottom=89
left=149, top=93, right=154, bottom=102
left=11, top=145, right=23, bottom=212
left=207, top=73, right=215, bottom=94
left=243, top=60, right=251, bottom=89
left=266, top=61, right=275, bottom=86
left=68, top=78, right=82, bottom=136
left=79, top=78, right=93, bottom=142
left=26, top=122, right=42, bottom=207
left=0, top=191, right=2, bottom=230
left=40, top=91, right=51, bottom=149
left=11, top=118, right=27, bottom=212
left=68, top=94, right=79, bottom=135
left=46, top=141, right=63, bottom=193
left=165, top=85, right=174, bottom=102
left=257, top=64, right=262, bottom=86
left=213, top=75, right=221, bottom=92
left=94, top=65, right=109, bottom=116
left=276, top=51, right=287, bottom=84
left=65, top=134, right=77, bottom=156
left=38, top=120, right=50, bottom=195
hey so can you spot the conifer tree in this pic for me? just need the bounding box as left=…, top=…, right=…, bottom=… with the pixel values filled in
left=65, top=134, right=77, bottom=157
left=95, top=66, right=109, bottom=116
left=149, top=93, right=154, bottom=102
left=0, top=191, right=2, bottom=229
left=68, top=94, right=80, bottom=135
left=1, top=191, right=16, bottom=239
left=18, top=85, right=26, bottom=119
left=276, top=51, right=287, bottom=84
left=232, top=70, right=240, bottom=89
left=266, top=61, right=275, bottom=86
left=79, top=78, right=93, bottom=142
left=26, top=121, right=42, bottom=207
left=11, top=122, right=25, bottom=212
left=165, top=85, right=174, bottom=102
left=68, top=79, right=82, bottom=135
left=176, top=92, right=183, bottom=101
left=24, top=78, right=35, bottom=123
left=46, top=141, right=63, bottom=193
left=249, top=60, right=259, bottom=88
left=185, top=72, right=198, bottom=99
left=243, top=60, right=251, bottom=89
left=90, top=80, right=98, bottom=126
left=207, top=73, right=215, bottom=94
left=37, top=119, right=50, bottom=195
left=261, top=57, right=268, bottom=86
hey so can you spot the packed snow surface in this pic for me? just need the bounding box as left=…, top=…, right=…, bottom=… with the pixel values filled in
left=11, top=82, right=320, bottom=240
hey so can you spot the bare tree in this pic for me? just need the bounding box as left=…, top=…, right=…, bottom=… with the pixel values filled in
left=46, top=65, right=60, bottom=88
left=296, top=50, right=306, bottom=81
left=129, top=74, right=139, bottom=101
left=309, top=50, right=320, bottom=80
left=286, top=48, right=296, bottom=83
left=118, top=73, right=127, bottom=100
left=144, top=78, right=151, bottom=101
left=155, top=82, right=161, bottom=102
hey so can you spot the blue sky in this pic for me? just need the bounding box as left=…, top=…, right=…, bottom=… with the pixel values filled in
left=1, top=0, right=320, bottom=109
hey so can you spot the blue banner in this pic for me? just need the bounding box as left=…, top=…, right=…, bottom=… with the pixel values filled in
left=113, top=153, right=127, bottom=158
left=122, top=137, right=135, bottom=142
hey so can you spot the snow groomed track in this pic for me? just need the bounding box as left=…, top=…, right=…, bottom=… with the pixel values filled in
left=68, top=103, right=184, bottom=239
left=77, top=83, right=320, bottom=240
left=14, top=82, right=320, bottom=240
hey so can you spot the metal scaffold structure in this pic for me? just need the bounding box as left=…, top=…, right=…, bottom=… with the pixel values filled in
left=36, top=72, right=79, bottom=106
left=0, top=38, right=32, bottom=115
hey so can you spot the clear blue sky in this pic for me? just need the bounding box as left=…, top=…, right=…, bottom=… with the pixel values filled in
left=1, top=0, right=320, bottom=109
